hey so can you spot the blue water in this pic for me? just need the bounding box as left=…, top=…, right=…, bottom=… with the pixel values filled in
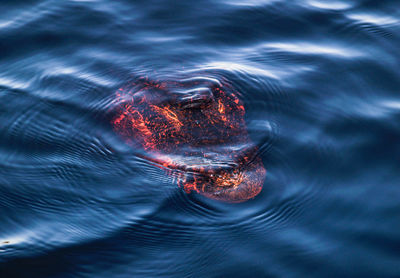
left=1, top=0, right=400, bottom=277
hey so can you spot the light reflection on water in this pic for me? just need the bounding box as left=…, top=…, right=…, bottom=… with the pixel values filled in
left=0, top=0, right=399, bottom=277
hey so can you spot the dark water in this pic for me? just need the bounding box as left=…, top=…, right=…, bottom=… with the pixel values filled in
left=1, top=0, right=399, bottom=277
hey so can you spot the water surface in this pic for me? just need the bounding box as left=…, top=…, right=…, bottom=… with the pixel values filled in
left=1, top=0, right=400, bottom=277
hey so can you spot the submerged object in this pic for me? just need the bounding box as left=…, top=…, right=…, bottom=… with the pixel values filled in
left=111, top=76, right=266, bottom=202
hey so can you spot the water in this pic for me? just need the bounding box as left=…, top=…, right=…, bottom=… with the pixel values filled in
left=1, top=0, right=399, bottom=277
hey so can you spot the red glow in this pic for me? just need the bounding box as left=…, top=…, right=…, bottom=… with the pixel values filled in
left=111, top=77, right=266, bottom=202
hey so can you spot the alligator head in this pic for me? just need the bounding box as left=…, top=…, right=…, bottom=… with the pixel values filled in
left=111, top=76, right=266, bottom=202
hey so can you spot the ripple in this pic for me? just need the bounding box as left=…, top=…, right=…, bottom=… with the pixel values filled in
left=0, top=77, right=31, bottom=91
left=306, top=0, right=353, bottom=10
left=223, top=0, right=282, bottom=8
left=346, top=13, right=399, bottom=27
left=262, top=42, right=364, bottom=58
left=0, top=0, right=59, bottom=31
left=1, top=0, right=399, bottom=276
left=339, top=10, right=399, bottom=40
left=198, top=61, right=280, bottom=79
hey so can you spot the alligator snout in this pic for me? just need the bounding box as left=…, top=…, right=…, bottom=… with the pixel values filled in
left=170, top=145, right=265, bottom=202
left=179, top=155, right=265, bottom=202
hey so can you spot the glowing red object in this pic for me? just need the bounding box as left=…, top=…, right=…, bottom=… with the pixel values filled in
left=111, top=77, right=266, bottom=202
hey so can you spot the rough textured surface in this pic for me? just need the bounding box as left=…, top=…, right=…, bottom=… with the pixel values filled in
left=112, top=77, right=266, bottom=202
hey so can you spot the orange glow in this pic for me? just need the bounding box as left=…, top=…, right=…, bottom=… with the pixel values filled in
left=150, top=105, right=183, bottom=130
left=218, top=99, right=228, bottom=122
left=111, top=77, right=266, bottom=202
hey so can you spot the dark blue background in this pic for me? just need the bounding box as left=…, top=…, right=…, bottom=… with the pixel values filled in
left=1, top=0, right=399, bottom=277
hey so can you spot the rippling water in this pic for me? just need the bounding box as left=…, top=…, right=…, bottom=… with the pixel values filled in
left=1, top=0, right=399, bottom=277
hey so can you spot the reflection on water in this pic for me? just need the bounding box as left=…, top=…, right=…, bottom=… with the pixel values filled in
left=1, top=0, right=399, bottom=277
